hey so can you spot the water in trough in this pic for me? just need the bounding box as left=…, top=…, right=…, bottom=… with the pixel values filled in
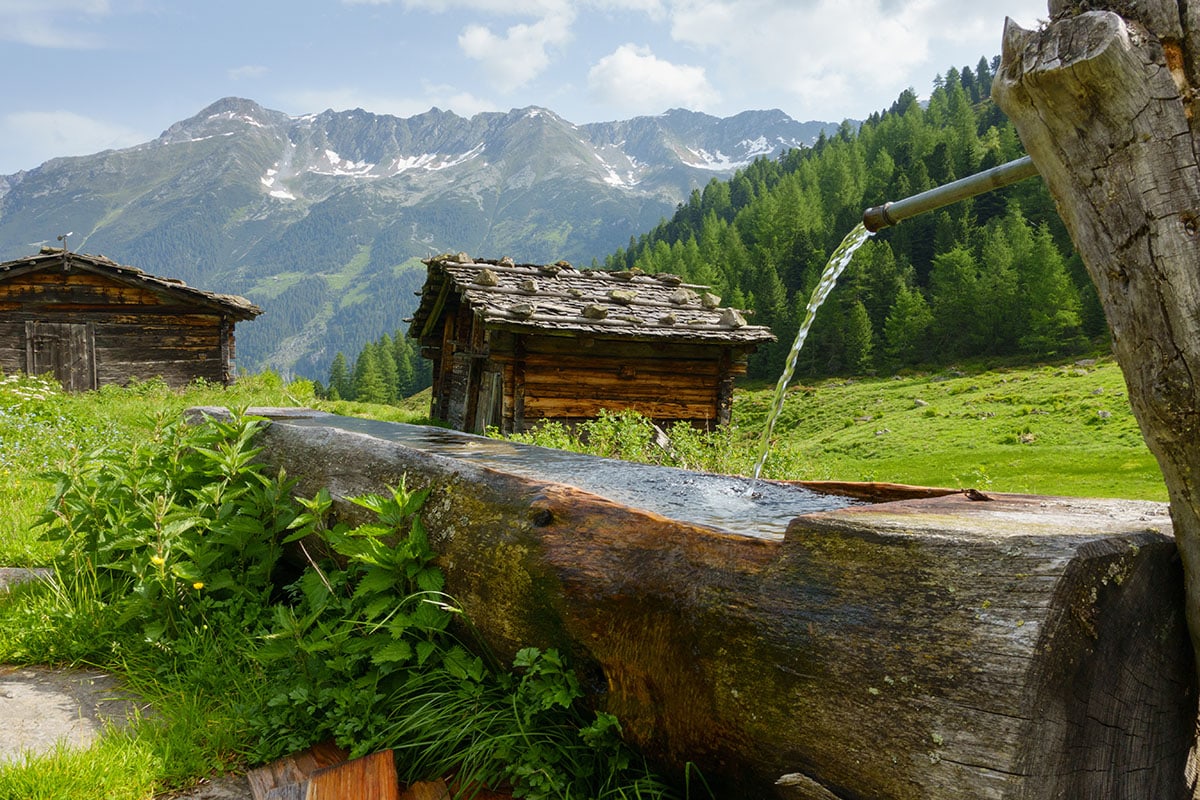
left=276, top=413, right=860, bottom=538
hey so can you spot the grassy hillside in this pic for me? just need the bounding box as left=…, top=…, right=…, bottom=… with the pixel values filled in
left=732, top=356, right=1164, bottom=500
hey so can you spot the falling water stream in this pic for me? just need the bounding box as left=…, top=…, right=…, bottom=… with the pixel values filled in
left=750, top=222, right=874, bottom=485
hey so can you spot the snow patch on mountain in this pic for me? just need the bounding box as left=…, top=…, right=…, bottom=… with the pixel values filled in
left=259, top=167, right=296, bottom=200
left=682, top=147, right=746, bottom=171
left=386, top=144, right=485, bottom=175
left=739, top=136, right=776, bottom=158
left=310, top=149, right=376, bottom=177
left=594, top=149, right=642, bottom=188
left=206, top=110, right=266, bottom=129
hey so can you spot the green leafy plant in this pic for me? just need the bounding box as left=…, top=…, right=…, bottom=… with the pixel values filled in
left=38, top=411, right=297, bottom=646
left=6, top=398, right=689, bottom=799
left=253, top=482, right=681, bottom=799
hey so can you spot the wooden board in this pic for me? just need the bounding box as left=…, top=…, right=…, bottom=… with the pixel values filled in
left=247, top=741, right=348, bottom=800
left=305, top=749, right=398, bottom=800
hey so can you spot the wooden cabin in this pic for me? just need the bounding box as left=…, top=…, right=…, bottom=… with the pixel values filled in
left=408, top=253, right=775, bottom=434
left=0, top=248, right=262, bottom=390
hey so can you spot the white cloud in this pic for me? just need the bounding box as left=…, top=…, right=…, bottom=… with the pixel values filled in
left=0, top=110, right=145, bottom=172
left=588, top=44, right=717, bottom=115
left=661, top=0, right=1048, bottom=120
left=457, top=8, right=574, bottom=91
left=0, top=0, right=110, bottom=48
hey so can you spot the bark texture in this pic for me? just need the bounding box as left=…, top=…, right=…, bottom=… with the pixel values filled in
left=233, top=410, right=1197, bottom=799
left=994, top=7, right=1200, bottom=787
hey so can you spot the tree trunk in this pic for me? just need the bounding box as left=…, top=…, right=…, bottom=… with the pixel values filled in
left=233, top=409, right=1196, bottom=799
left=993, top=0, right=1200, bottom=747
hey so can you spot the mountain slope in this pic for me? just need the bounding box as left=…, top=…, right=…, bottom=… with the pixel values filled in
left=0, top=98, right=841, bottom=379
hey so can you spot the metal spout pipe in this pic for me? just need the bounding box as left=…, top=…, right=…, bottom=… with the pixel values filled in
left=862, top=155, right=1040, bottom=232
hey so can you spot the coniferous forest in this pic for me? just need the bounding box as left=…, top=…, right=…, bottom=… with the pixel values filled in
left=323, top=330, right=432, bottom=404
left=331, top=57, right=1104, bottom=400
left=605, top=56, right=1103, bottom=381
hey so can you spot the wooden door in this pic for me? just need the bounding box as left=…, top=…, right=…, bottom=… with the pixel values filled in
left=472, top=371, right=503, bottom=433
left=25, top=321, right=97, bottom=391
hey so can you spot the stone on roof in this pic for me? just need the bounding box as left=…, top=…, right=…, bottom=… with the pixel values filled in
left=411, top=254, right=775, bottom=346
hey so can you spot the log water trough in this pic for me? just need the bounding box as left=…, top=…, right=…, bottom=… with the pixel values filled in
left=197, top=406, right=1197, bottom=800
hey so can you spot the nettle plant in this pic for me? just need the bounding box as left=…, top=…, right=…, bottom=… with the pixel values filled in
left=38, top=410, right=680, bottom=799
left=256, top=485, right=671, bottom=799
left=41, top=411, right=296, bottom=643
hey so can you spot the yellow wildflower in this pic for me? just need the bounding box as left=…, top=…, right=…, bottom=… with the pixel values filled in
left=192, top=582, right=204, bottom=590
left=150, top=555, right=165, bottom=567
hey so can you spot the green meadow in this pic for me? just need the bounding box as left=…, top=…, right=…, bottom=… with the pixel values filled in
left=730, top=357, right=1163, bottom=500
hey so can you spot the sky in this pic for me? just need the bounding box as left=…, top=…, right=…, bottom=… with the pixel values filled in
left=0, top=0, right=1049, bottom=176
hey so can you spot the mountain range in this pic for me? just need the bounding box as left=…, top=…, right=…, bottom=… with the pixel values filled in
left=0, top=97, right=842, bottom=380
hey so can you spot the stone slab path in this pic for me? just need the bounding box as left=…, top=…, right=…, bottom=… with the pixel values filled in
left=0, top=567, right=251, bottom=798
left=0, top=663, right=254, bottom=798
left=0, top=664, right=145, bottom=762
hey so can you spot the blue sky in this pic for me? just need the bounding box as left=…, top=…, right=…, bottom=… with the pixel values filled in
left=0, top=0, right=1048, bottom=175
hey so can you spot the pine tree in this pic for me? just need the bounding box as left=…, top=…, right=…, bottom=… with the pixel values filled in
left=928, top=246, right=983, bottom=357
left=352, top=344, right=389, bottom=405
left=883, top=285, right=933, bottom=366
left=393, top=332, right=416, bottom=397
left=842, top=299, right=875, bottom=374
left=328, top=352, right=352, bottom=400
left=377, top=333, right=400, bottom=404
left=1019, top=223, right=1085, bottom=356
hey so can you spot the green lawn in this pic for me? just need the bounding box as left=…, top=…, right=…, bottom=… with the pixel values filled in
left=728, top=357, right=1164, bottom=500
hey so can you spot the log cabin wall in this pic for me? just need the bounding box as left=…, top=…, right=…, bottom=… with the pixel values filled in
left=0, top=249, right=260, bottom=390
left=489, top=332, right=751, bottom=432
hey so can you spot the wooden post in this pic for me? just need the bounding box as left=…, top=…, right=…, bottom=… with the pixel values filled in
left=992, top=1, right=1200, bottom=744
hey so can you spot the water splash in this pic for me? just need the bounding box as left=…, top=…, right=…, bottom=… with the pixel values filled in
left=750, top=222, right=874, bottom=483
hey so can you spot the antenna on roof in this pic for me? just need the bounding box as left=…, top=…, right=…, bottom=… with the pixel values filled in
left=56, top=232, right=72, bottom=271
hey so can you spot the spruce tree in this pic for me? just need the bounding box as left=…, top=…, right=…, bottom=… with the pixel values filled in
left=377, top=333, right=400, bottom=404
left=1019, top=223, right=1085, bottom=356
left=393, top=332, right=416, bottom=398
left=352, top=344, right=389, bottom=405
left=328, top=352, right=352, bottom=400
left=883, top=285, right=933, bottom=366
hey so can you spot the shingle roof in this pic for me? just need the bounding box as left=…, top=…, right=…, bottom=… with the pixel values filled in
left=410, top=253, right=775, bottom=346
left=0, top=248, right=262, bottom=321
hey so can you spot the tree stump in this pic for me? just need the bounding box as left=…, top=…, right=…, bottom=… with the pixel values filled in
left=993, top=5, right=1200, bottom=789
left=239, top=411, right=1196, bottom=799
